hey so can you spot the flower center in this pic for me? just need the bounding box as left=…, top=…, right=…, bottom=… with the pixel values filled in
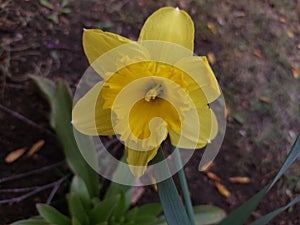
left=144, top=83, right=163, bottom=102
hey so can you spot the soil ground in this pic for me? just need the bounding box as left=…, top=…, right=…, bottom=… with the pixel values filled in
left=0, top=0, right=300, bottom=224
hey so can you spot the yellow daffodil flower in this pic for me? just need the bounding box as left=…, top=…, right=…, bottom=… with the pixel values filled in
left=72, top=7, right=221, bottom=177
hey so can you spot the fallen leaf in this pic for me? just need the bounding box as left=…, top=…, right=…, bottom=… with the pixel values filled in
left=215, top=181, right=231, bottom=198
left=206, top=172, right=221, bottom=182
left=291, top=66, right=299, bottom=79
left=253, top=49, right=263, bottom=58
left=259, top=96, right=272, bottom=104
left=287, top=29, right=294, bottom=38
left=207, top=22, right=217, bottom=34
left=207, top=52, right=216, bottom=64
left=27, top=139, right=45, bottom=156
left=5, top=148, right=26, bottom=163
left=229, top=176, right=251, bottom=184
left=234, top=50, right=243, bottom=58
left=279, top=17, right=287, bottom=23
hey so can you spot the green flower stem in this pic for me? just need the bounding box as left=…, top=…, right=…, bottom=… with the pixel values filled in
left=172, top=146, right=196, bottom=225
left=152, top=147, right=192, bottom=225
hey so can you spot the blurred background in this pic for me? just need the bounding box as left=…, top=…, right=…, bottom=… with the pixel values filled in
left=0, top=0, right=299, bottom=224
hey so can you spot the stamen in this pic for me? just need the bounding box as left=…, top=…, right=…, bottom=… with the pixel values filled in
left=145, top=84, right=163, bottom=102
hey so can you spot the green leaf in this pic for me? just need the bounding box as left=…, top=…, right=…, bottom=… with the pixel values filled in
left=37, top=204, right=71, bottom=225
left=48, top=14, right=59, bottom=24
left=61, top=0, right=70, bottom=7
left=105, top=155, right=134, bottom=209
left=32, top=77, right=100, bottom=198
left=89, top=195, right=120, bottom=224
left=133, top=215, right=158, bottom=225
left=194, top=205, right=225, bottom=225
left=218, top=135, right=300, bottom=225
left=30, top=75, right=56, bottom=127
left=152, top=147, right=192, bottom=225
left=68, top=193, right=89, bottom=225
left=10, top=219, right=50, bottom=225
left=249, top=195, right=300, bottom=225
left=60, top=7, right=71, bottom=14
left=30, top=75, right=56, bottom=103
left=72, top=217, right=82, bottom=225
left=111, top=192, right=127, bottom=222
left=150, top=205, right=224, bottom=225
left=53, top=80, right=100, bottom=197
left=137, top=203, right=162, bottom=217
left=95, top=222, right=108, bottom=225
left=39, top=0, right=53, bottom=9
left=70, top=175, right=91, bottom=209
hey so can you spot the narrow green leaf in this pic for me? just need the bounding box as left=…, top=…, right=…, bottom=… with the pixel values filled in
left=60, top=7, right=71, bottom=14
left=30, top=75, right=56, bottom=127
left=37, top=204, right=71, bottom=225
left=249, top=195, right=300, bottom=225
left=133, top=215, right=158, bottom=224
left=124, top=207, right=138, bottom=222
left=89, top=195, right=120, bottom=224
left=112, top=192, right=127, bottom=222
left=48, top=14, right=59, bottom=23
left=61, top=0, right=70, bottom=7
left=95, top=222, right=108, bottom=225
left=218, top=135, right=300, bottom=225
left=68, top=192, right=89, bottom=225
left=30, top=75, right=56, bottom=103
left=105, top=155, right=134, bottom=209
left=72, top=217, right=82, bottom=225
left=152, top=147, right=192, bottom=225
left=39, top=0, right=53, bottom=9
left=10, top=219, right=50, bottom=225
left=39, top=78, right=99, bottom=197
left=267, top=135, right=300, bottom=190
left=70, top=175, right=91, bottom=209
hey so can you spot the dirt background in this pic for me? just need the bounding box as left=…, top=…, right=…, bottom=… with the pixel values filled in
left=0, top=0, right=300, bottom=224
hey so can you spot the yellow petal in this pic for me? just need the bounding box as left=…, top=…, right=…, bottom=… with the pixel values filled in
left=125, top=146, right=159, bottom=177
left=175, top=56, right=220, bottom=104
left=169, top=106, right=218, bottom=149
left=138, top=7, right=195, bottom=51
left=83, top=29, right=132, bottom=65
left=113, top=97, right=178, bottom=151
left=72, top=81, right=114, bottom=136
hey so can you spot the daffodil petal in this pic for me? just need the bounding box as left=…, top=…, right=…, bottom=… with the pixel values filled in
left=72, top=81, right=114, bottom=136
left=83, top=29, right=132, bottom=64
left=175, top=56, right=221, bottom=104
left=169, top=106, right=218, bottom=149
left=125, top=146, right=159, bottom=178
left=138, top=7, right=195, bottom=51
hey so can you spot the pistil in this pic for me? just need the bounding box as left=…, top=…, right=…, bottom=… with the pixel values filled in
left=145, top=83, right=163, bottom=102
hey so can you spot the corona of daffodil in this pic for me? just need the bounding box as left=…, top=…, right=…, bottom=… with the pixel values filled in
left=72, top=7, right=221, bottom=177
